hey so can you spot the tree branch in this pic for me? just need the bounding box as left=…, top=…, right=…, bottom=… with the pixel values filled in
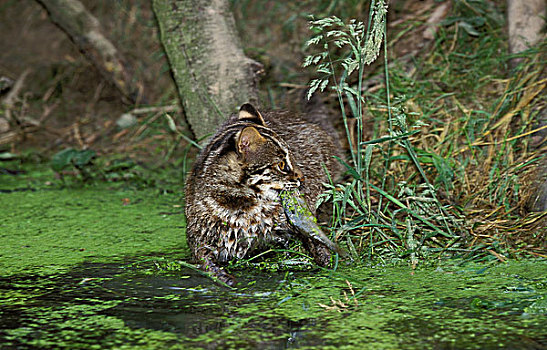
left=36, top=0, right=144, bottom=104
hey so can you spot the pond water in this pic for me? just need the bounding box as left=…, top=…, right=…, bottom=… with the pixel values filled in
left=1, top=257, right=546, bottom=349
left=1, top=163, right=546, bottom=349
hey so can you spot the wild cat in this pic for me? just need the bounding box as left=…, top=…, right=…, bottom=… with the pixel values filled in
left=185, top=103, right=339, bottom=285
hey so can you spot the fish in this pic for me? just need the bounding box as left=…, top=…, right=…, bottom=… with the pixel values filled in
left=280, top=189, right=346, bottom=257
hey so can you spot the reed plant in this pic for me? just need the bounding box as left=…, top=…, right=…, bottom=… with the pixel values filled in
left=303, top=0, right=546, bottom=263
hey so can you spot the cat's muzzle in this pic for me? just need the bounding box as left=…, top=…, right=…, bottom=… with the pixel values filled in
left=284, top=180, right=300, bottom=190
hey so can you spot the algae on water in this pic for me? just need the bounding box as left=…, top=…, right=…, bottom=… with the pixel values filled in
left=0, top=162, right=188, bottom=276
left=1, top=162, right=546, bottom=349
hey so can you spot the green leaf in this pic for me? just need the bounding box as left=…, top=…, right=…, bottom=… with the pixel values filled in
left=0, top=152, right=18, bottom=160
left=51, top=148, right=95, bottom=172
left=72, top=150, right=96, bottom=167
left=334, top=156, right=361, bottom=180
left=165, top=113, right=177, bottom=133
left=459, top=21, right=480, bottom=37
left=51, top=148, right=77, bottom=172
left=344, top=87, right=359, bottom=117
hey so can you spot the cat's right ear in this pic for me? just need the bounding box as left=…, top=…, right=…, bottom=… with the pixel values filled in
left=238, top=103, right=265, bottom=125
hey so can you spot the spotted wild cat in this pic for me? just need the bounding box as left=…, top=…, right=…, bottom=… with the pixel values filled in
left=185, top=103, right=339, bottom=285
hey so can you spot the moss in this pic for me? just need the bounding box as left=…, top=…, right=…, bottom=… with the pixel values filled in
left=0, top=165, right=187, bottom=276
left=1, top=162, right=545, bottom=349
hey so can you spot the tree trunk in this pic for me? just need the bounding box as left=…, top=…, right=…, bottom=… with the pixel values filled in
left=507, top=0, right=546, bottom=66
left=36, top=0, right=143, bottom=104
left=152, top=0, right=262, bottom=140
left=507, top=0, right=547, bottom=212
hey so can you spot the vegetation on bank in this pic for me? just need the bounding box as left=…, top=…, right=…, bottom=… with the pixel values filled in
left=298, top=0, right=546, bottom=264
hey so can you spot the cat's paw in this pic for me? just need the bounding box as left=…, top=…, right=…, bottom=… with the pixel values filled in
left=201, top=259, right=237, bottom=287
left=310, top=243, right=332, bottom=267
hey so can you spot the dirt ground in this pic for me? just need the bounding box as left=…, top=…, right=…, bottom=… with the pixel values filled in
left=0, top=0, right=452, bottom=157
left=0, top=0, right=173, bottom=157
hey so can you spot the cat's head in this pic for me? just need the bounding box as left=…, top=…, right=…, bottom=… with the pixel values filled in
left=235, top=103, right=303, bottom=191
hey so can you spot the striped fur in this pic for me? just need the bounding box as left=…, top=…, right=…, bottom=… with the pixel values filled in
left=185, top=103, right=340, bottom=283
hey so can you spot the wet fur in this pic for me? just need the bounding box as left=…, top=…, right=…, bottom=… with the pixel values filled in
left=185, top=104, right=339, bottom=285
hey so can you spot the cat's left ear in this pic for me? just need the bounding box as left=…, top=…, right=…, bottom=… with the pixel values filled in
left=237, top=127, right=266, bottom=156
left=238, top=103, right=265, bottom=125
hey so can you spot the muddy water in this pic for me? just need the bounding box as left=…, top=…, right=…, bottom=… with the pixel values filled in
left=1, top=258, right=546, bottom=349
left=1, top=260, right=312, bottom=349
left=1, top=164, right=546, bottom=349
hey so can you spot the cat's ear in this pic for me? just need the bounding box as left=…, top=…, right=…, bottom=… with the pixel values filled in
left=238, top=103, right=265, bottom=125
left=237, top=126, right=266, bottom=155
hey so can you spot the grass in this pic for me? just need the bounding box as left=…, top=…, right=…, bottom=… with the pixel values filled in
left=301, top=0, right=546, bottom=263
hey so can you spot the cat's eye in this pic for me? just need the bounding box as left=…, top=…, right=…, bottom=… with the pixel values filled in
left=277, top=161, right=289, bottom=173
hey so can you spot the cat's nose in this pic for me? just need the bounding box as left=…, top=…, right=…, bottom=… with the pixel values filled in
left=293, top=168, right=304, bottom=182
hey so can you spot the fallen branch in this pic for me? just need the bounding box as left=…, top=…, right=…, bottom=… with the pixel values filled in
left=128, top=105, right=180, bottom=115
left=2, top=69, right=31, bottom=124
left=35, top=0, right=144, bottom=104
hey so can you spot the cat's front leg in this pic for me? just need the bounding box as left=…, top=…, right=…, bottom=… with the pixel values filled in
left=301, top=237, right=332, bottom=267
left=194, top=249, right=237, bottom=287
